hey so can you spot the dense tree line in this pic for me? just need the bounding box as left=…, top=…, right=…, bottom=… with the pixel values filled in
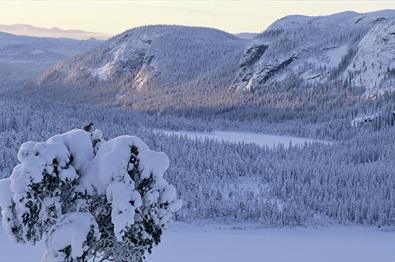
left=0, top=92, right=394, bottom=227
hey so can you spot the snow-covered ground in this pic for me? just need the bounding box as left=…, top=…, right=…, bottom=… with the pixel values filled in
left=1, top=223, right=394, bottom=262
left=0, top=228, right=43, bottom=261
left=150, top=223, right=395, bottom=262
left=155, top=129, right=331, bottom=148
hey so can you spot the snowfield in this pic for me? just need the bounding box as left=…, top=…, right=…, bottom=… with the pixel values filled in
left=155, top=129, right=331, bottom=148
left=1, top=223, right=394, bottom=262
left=148, top=223, right=395, bottom=262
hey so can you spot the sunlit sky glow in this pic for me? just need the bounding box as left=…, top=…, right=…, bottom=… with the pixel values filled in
left=0, top=0, right=394, bottom=36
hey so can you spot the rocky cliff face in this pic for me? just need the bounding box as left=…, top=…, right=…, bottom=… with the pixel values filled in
left=231, top=10, right=395, bottom=96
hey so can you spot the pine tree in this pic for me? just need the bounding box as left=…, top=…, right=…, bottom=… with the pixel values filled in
left=0, top=128, right=182, bottom=262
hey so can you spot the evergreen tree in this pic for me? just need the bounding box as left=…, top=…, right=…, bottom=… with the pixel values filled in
left=0, top=128, right=182, bottom=262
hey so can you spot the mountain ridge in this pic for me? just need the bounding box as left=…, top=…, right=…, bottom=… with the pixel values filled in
left=231, top=9, right=395, bottom=95
left=0, top=31, right=102, bottom=92
left=0, top=24, right=111, bottom=40
left=34, top=10, right=395, bottom=112
left=36, top=25, right=248, bottom=110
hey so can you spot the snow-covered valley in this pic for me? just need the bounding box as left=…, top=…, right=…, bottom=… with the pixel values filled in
left=0, top=94, right=394, bottom=261
left=1, top=6, right=395, bottom=262
left=1, top=223, right=394, bottom=262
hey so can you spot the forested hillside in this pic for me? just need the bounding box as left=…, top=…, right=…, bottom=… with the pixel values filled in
left=1, top=93, right=394, bottom=227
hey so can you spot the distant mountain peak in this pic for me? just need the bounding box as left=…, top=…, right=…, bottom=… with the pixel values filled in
left=0, top=24, right=111, bottom=40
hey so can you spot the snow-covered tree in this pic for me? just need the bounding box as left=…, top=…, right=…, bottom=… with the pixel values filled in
left=0, top=128, right=182, bottom=262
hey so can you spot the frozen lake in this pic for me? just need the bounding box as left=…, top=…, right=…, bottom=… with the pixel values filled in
left=155, top=129, right=332, bottom=149
left=1, top=223, right=393, bottom=262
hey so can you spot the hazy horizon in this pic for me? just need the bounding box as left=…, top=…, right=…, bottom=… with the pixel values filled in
left=0, top=0, right=394, bottom=37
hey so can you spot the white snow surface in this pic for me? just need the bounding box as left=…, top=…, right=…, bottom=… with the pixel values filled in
left=149, top=223, right=395, bottom=262
left=44, top=213, right=100, bottom=262
left=47, top=129, right=94, bottom=172
left=155, top=129, right=331, bottom=149
left=1, top=223, right=394, bottom=262
left=106, top=181, right=141, bottom=241
left=79, top=135, right=149, bottom=194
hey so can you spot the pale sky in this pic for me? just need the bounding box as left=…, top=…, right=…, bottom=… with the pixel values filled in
left=0, top=0, right=394, bottom=36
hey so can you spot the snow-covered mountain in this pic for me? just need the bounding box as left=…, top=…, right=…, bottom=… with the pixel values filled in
left=231, top=10, right=395, bottom=96
left=0, top=24, right=110, bottom=40
left=0, top=32, right=102, bottom=92
left=36, top=10, right=395, bottom=110
left=37, top=25, right=248, bottom=108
